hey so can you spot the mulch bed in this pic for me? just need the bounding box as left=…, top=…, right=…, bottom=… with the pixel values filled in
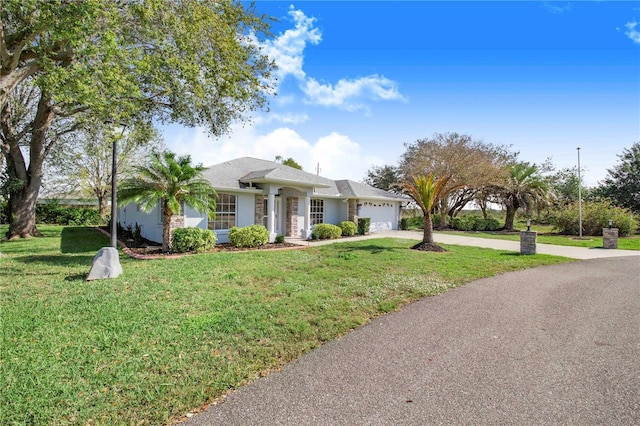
left=98, top=228, right=303, bottom=260
left=410, top=241, right=448, bottom=252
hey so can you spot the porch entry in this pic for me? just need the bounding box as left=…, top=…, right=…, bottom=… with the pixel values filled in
left=263, top=198, right=283, bottom=235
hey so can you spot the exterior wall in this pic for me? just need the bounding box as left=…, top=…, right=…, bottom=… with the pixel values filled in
left=322, top=198, right=346, bottom=225
left=184, top=205, right=207, bottom=229
left=357, top=200, right=401, bottom=232
left=118, top=189, right=402, bottom=244
left=118, top=191, right=260, bottom=245
left=118, top=202, right=206, bottom=244
left=118, top=202, right=164, bottom=244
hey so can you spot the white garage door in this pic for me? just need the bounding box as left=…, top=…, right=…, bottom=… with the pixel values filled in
left=359, top=202, right=398, bottom=232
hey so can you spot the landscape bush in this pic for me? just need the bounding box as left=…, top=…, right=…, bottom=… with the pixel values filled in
left=228, top=224, right=269, bottom=248
left=275, top=234, right=285, bottom=244
left=450, top=215, right=502, bottom=231
left=400, top=216, right=424, bottom=230
left=171, top=227, right=216, bottom=253
left=338, top=221, right=357, bottom=237
left=553, top=200, right=637, bottom=236
left=312, top=223, right=342, bottom=240
left=36, top=202, right=104, bottom=225
left=357, top=217, right=371, bottom=235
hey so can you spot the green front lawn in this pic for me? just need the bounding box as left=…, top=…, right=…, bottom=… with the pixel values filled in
left=1, top=225, right=572, bottom=424
left=436, top=229, right=640, bottom=250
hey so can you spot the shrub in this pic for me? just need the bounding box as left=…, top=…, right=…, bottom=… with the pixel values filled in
left=338, top=221, right=357, bottom=237
left=228, top=224, right=269, bottom=248
left=450, top=215, right=502, bottom=231
left=312, top=223, right=342, bottom=240
left=399, top=217, right=409, bottom=230
left=450, top=216, right=474, bottom=231
left=171, top=227, right=216, bottom=253
left=132, top=223, right=143, bottom=244
left=553, top=200, right=637, bottom=236
left=480, top=217, right=501, bottom=231
left=402, top=216, right=424, bottom=230
left=275, top=234, right=285, bottom=244
left=357, top=217, right=371, bottom=235
left=35, top=202, right=104, bottom=225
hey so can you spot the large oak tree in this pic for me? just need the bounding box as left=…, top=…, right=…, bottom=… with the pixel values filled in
left=1, top=0, right=276, bottom=239
left=399, top=132, right=514, bottom=227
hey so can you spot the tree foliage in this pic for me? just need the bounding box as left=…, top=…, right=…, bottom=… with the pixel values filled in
left=401, top=173, right=461, bottom=248
left=363, top=164, right=400, bottom=193
left=400, top=132, right=514, bottom=226
left=1, top=0, right=276, bottom=239
left=118, top=151, right=217, bottom=252
left=596, top=142, right=640, bottom=213
left=275, top=155, right=303, bottom=170
left=497, top=162, right=550, bottom=230
left=45, top=121, right=164, bottom=216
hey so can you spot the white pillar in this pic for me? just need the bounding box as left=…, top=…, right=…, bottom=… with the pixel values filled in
left=301, top=195, right=311, bottom=239
left=267, top=192, right=276, bottom=242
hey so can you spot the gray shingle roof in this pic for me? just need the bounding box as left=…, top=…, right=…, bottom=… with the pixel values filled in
left=202, top=157, right=403, bottom=201
left=335, top=180, right=406, bottom=200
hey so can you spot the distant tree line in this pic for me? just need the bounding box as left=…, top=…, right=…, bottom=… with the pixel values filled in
left=363, top=134, right=639, bottom=248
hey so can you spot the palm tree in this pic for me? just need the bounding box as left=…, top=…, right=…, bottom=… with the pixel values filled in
left=499, top=162, right=550, bottom=230
left=118, top=151, right=217, bottom=252
left=401, top=173, right=461, bottom=250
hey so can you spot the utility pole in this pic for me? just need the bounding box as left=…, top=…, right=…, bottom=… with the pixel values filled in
left=577, top=147, right=582, bottom=239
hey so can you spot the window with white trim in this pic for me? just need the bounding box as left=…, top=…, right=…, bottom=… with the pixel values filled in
left=310, top=199, right=324, bottom=225
left=208, top=193, right=236, bottom=230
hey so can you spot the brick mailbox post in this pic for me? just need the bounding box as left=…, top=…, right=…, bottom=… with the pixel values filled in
left=602, top=227, right=619, bottom=249
left=520, top=230, right=537, bottom=255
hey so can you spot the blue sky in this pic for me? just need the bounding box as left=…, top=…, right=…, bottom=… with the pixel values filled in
left=163, top=1, right=640, bottom=187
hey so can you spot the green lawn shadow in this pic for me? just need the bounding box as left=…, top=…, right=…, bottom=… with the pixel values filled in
left=61, top=227, right=108, bottom=254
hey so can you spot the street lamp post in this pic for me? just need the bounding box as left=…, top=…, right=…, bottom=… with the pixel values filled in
left=87, top=122, right=126, bottom=281
left=110, top=131, right=118, bottom=248
left=577, top=147, right=582, bottom=239
left=110, top=123, right=126, bottom=247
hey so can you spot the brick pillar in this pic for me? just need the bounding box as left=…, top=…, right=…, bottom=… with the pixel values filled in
left=348, top=199, right=357, bottom=223
left=254, top=195, right=265, bottom=225
left=520, top=231, right=537, bottom=255
left=169, top=214, right=184, bottom=247
left=602, top=228, right=618, bottom=249
left=286, top=197, right=298, bottom=237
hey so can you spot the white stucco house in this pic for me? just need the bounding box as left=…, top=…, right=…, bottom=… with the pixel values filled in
left=118, top=157, right=405, bottom=244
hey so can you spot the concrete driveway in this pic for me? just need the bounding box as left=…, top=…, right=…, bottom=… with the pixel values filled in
left=186, top=256, right=639, bottom=425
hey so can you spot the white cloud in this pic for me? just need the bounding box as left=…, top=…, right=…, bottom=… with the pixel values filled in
left=257, top=5, right=322, bottom=82
left=303, top=76, right=406, bottom=112
left=309, top=132, right=383, bottom=180
left=624, top=21, right=640, bottom=44
left=254, top=112, right=309, bottom=125
left=542, top=2, right=572, bottom=14
left=255, top=6, right=404, bottom=112
left=165, top=123, right=384, bottom=182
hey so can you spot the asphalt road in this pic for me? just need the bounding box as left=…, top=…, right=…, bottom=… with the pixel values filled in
left=186, top=256, right=639, bottom=425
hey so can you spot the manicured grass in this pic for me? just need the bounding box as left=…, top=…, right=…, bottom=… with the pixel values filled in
left=1, top=225, right=573, bottom=424
left=436, top=229, right=640, bottom=250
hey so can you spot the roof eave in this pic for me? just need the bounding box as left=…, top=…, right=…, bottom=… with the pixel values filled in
left=241, top=177, right=333, bottom=189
